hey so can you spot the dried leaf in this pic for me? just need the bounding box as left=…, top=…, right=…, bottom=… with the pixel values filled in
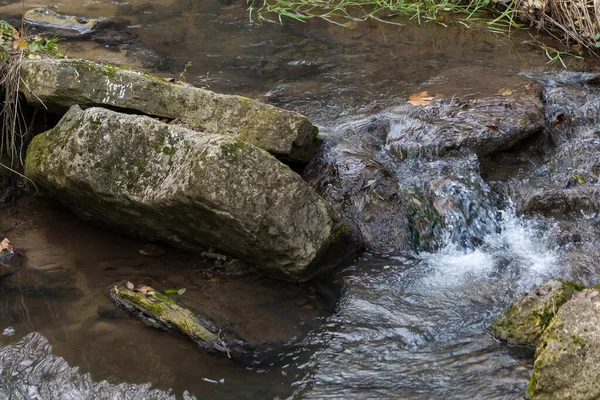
left=126, top=281, right=134, bottom=290
left=12, top=38, right=27, bottom=50
left=408, top=91, right=436, bottom=106
left=498, top=88, right=513, bottom=96
left=32, top=35, right=43, bottom=42
left=486, top=122, right=499, bottom=130
left=1, top=238, right=14, bottom=254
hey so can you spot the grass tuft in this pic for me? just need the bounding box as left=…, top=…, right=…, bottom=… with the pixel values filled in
left=248, top=0, right=600, bottom=55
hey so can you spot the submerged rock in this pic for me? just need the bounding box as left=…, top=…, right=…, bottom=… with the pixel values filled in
left=25, top=106, right=354, bottom=282
left=20, top=59, right=318, bottom=162
left=527, top=288, right=600, bottom=399
left=24, top=8, right=99, bottom=37
left=0, top=251, right=22, bottom=278
left=0, top=332, right=185, bottom=399
left=3, top=262, right=81, bottom=295
left=490, top=279, right=583, bottom=347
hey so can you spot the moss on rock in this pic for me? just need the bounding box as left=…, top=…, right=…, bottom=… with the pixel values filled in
left=527, top=288, right=600, bottom=399
left=490, top=279, right=584, bottom=347
left=20, top=58, right=318, bottom=163
left=24, top=106, right=357, bottom=282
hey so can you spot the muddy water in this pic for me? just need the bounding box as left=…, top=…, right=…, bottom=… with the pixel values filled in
left=0, top=1, right=595, bottom=399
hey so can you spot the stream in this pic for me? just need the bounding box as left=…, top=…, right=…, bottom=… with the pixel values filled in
left=1, top=1, right=599, bottom=399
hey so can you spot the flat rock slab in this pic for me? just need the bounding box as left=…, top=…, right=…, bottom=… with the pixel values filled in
left=24, top=8, right=99, bottom=37
left=520, top=186, right=600, bottom=216
left=528, top=288, right=600, bottom=399
left=25, top=106, right=353, bottom=282
left=20, top=59, right=318, bottom=162
left=386, top=82, right=544, bottom=157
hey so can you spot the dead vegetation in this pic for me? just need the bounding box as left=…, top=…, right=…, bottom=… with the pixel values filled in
left=511, top=0, right=600, bottom=52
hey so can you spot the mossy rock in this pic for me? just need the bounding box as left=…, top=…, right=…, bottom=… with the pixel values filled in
left=490, top=279, right=584, bottom=347
left=527, top=288, right=600, bottom=399
left=19, top=58, right=318, bottom=163
left=25, top=106, right=356, bottom=282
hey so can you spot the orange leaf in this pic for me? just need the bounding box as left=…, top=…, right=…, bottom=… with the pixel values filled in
left=1, top=238, right=14, bottom=253
left=408, top=91, right=436, bottom=106
left=498, top=88, right=513, bottom=96
left=12, top=38, right=27, bottom=50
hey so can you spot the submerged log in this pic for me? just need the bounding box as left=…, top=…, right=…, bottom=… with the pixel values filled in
left=110, top=282, right=246, bottom=358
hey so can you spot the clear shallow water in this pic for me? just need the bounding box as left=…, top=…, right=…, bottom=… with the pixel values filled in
left=292, top=207, right=559, bottom=399
left=0, top=1, right=593, bottom=399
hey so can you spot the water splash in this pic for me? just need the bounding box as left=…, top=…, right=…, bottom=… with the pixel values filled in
left=292, top=204, right=559, bottom=399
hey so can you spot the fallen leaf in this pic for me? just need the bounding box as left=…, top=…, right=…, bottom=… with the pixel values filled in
left=32, top=35, right=43, bottom=42
left=126, top=281, right=134, bottom=290
left=486, top=122, right=499, bottom=130
left=12, top=38, right=27, bottom=50
left=0, top=238, right=13, bottom=254
left=177, top=288, right=186, bottom=295
left=408, top=91, right=436, bottom=106
left=498, top=88, right=513, bottom=96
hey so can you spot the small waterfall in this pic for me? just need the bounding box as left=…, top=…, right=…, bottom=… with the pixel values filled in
left=292, top=204, right=559, bottom=399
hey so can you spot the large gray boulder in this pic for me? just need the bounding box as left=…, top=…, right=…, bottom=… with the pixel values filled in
left=20, top=59, right=318, bottom=162
left=25, top=106, right=354, bottom=282
left=527, top=288, right=600, bottom=399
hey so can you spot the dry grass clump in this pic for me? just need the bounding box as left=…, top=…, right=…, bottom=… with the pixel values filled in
left=512, top=0, right=600, bottom=50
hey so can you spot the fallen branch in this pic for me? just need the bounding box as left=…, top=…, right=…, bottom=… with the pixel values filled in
left=110, top=282, right=247, bottom=359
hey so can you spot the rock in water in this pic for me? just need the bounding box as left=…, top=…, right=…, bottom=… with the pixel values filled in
left=490, top=279, right=583, bottom=347
left=19, top=59, right=318, bottom=162
left=385, top=82, right=544, bottom=157
left=24, top=8, right=99, bottom=37
left=24, top=106, right=353, bottom=282
left=527, top=288, right=600, bottom=399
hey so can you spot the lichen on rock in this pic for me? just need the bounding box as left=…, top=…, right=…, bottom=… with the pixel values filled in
left=19, top=58, right=318, bottom=162
left=25, top=105, right=356, bottom=282
left=490, top=279, right=584, bottom=347
left=527, top=288, right=600, bottom=399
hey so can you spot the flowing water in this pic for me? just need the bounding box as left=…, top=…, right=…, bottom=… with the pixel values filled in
left=0, top=1, right=598, bottom=399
